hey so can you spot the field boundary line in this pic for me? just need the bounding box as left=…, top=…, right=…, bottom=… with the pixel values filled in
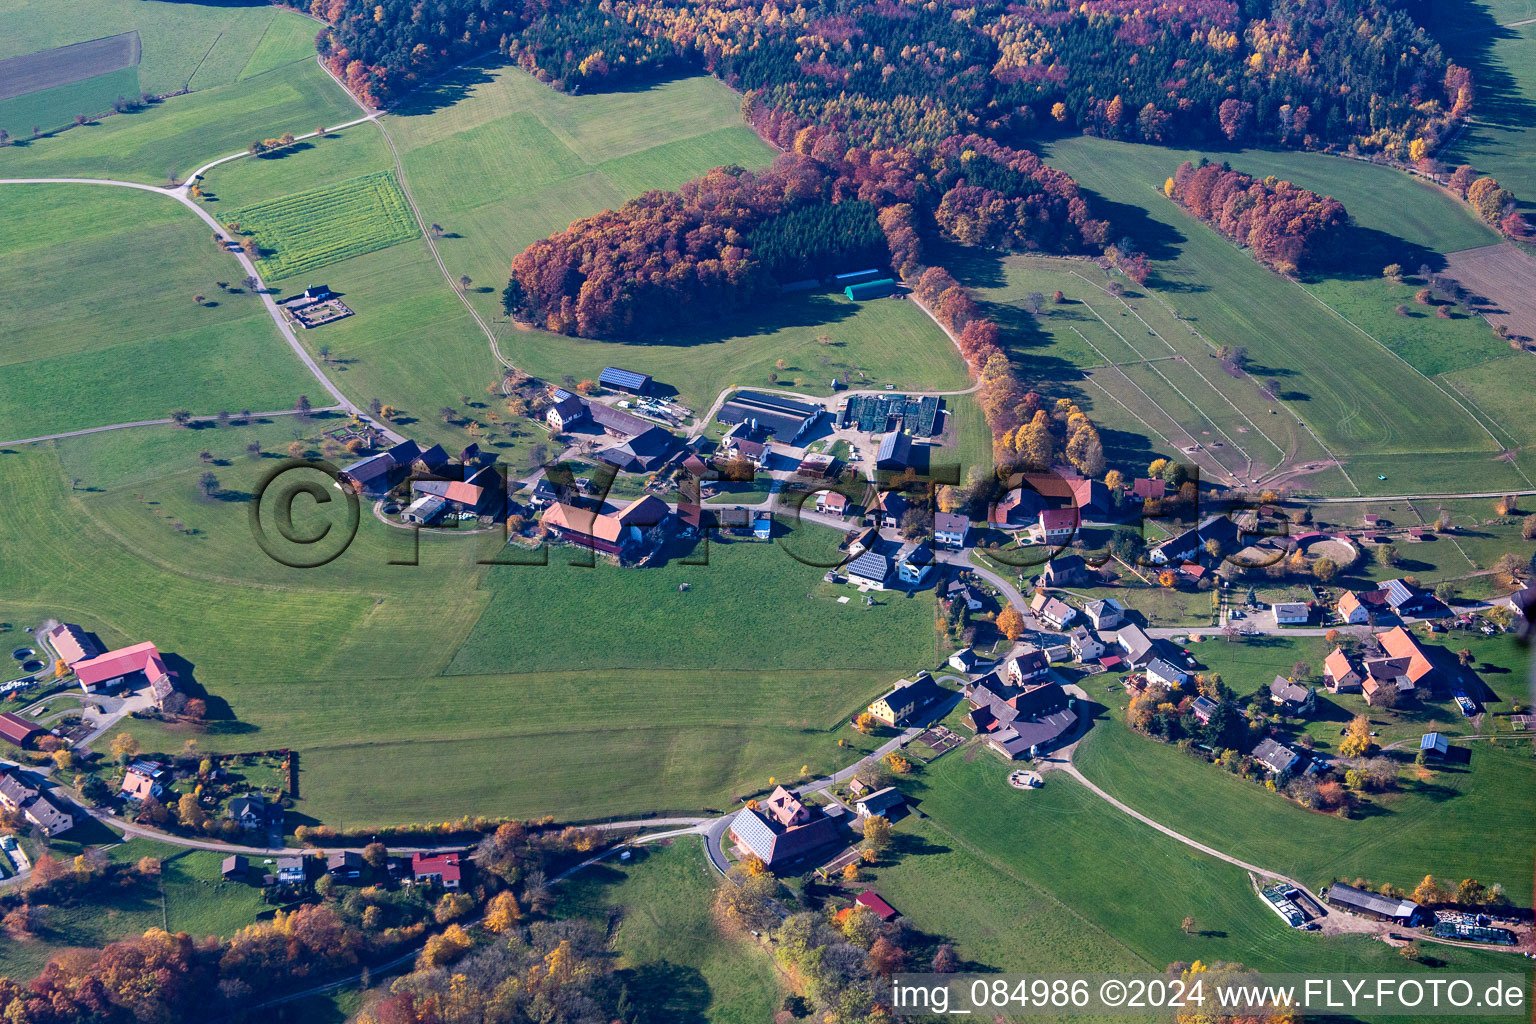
left=1073, top=290, right=1256, bottom=478
left=184, top=30, right=222, bottom=90
left=0, top=406, right=341, bottom=447
left=1070, top=268, right=1289, bottom=462
left=1292, top=282, right=1531, bottom=489
left=1068, top=326, right=1236, bottom=485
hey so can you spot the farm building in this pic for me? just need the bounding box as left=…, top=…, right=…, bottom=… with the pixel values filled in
left=1148, top=514, right=1240, bottom=565
left=855, top=787, right=905, bottom=818
left=1379, top=578, right=1437, bottom=616
left=854, top=890, right=899, bottom=921
left=0, top=713, right=40, bottom=748
left=1323, top=883, right=1428, bottom=925
left=597, top=424, right=680, bottom=473
left=844, top=278, right=898, bottom=300
left=729, top=787, right=848, bottom=869
left=401, top=494, right=447, bottom=525
left=1420, top=732, right=1450, bottom=758
left=962, top=675, right=1077, bottom=759
left=832, top=269, right=882, bottom=287
left=222, top=856, right=248, bottom=880
left=546, top=393, right=588, bottom=431
left=45, top=622, right=98, bottom=665
left=539, top=494, right=671, bottom=557
left=875, top=430, right=913, bottom=470
left=717, top=390, right=820, bottom=444
left=72, top=641, right=184, bottom=712
left=599, top=367, right=652, bottom=394
left=868, top=674, right=946, bottom=726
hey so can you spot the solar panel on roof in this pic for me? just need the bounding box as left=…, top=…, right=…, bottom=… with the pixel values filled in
left=600, top=367, right=650, bottom=391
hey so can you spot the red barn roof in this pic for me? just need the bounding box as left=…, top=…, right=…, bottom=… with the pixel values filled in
left=0, top=712, right=40, bottom=746
left=73, top=642, right=168, bottom=688
left=855, top=890, right=899, bottom=921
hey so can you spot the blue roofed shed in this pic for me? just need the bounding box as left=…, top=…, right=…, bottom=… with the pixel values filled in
left=1420, top=732, right=1449, bottom=757
left=600, top=367, right=652, bottom=394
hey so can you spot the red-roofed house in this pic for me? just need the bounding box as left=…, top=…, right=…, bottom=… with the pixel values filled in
left=1323, top=647, right=1362, bottom=693
left=540, top=494, right=670, bottom=556
left=1028, top=507, right=1079, bottom=545
left=855, top=890, right=899, bottom=921
left=411, top=852, right=462, bottom=889
left=1337, top=590, right=1367, bottom=624
left=1132, top=478, right=1166, bottom=502
left=1377, top=626, right=1435, bottom=689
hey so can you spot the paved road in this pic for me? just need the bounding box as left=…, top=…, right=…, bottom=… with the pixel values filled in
left=0, top=407, right=341, bottom=447
left=2, top=139, right=402, bottom=446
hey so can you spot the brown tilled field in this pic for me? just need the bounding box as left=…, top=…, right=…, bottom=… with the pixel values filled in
left=1444, top=242, right=1536, bottom=344
left=0, top=31, right=141, bottom=101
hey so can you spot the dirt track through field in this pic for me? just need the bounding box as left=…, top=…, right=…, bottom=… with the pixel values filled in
left=1444, top=242, right=1536, bottom=345
left=0, top=31, right=141, bottom=101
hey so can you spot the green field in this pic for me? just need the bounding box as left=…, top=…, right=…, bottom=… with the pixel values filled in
left=1011, top=135, right=1536, bottom=496
left=0, top=424, right=929, bottom=825
left=557, top=840, right=782, bottom=1024
left=234, top=170, right=417, bottom=280
left=0, top=183, right=319, bottom=440
left=911, top=749, right=1526, bottom=986
left=0, top=59, right=357, bottom=183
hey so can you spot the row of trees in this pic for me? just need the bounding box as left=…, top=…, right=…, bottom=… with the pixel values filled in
left=1165, top=160, right=1350, bottom=275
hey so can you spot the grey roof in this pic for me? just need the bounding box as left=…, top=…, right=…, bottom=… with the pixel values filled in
left=901, top=543, right=934, bottom=567
left=1326, top=882, right=1422, bottom=920
left=1085, top=597, right=1123, bottom=619
left=1192, top=695, right=1221, bottom=718
left=876, top=430, right=912, bottom=467
left=717, top=391, right=819, bottom=440
left=1380, top=578, right=1421, bottom=609
left=847, top=551, right=889, bottom=582
left=877, top=675, right=945, bottom=715
left=548, top=394, right=586, bottom=421
left=857, top=787, right=905, bottom=814
left=934, top=512, right=969, bottom=535
left=1269, top=676, right=1311, bottom=704
left=729, top=805, right=847, bottom=866
left=414, top=444, right=450, bottom=471
left=1251, top=737, right=1299, bottom=774
left=1146, top=658, right=1189, bottom=684
left=589, top=401, right=653, bottom=436
left=1042, top=554, right=1087, bottom=580
left=1116, top=624, right=1154, bottom=664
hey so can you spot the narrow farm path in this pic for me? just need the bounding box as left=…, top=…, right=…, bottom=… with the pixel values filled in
left=0, top=407, right=341, bottom=447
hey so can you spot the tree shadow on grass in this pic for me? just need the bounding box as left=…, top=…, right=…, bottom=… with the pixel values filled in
left=388, top=58, right=502, bottom=119
left=608, top=291, right=861, bottom=349
left=620, top=960, right=711, bottom=1024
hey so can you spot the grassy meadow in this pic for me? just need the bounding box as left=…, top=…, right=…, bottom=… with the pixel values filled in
left=910, top=749, right=1525, bottom=986
left=557, top=840, right=782, bottom=1024
left=1010, top=135, right=1536, bottom=496
left=1067, top=630, right=1536, bottom=902
left=0, top=425, right=932, bottom=825
left=0, top=183, right=318, bottom=440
